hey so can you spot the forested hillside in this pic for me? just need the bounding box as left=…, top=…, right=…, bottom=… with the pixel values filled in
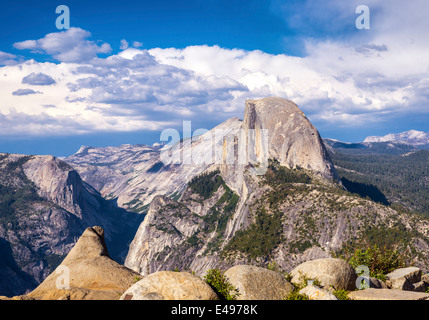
left=329, top=149, right=429, bottom=217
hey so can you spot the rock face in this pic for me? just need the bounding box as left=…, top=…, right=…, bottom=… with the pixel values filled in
left=220, top=98, right=337, bottom=195
left=26, top=226, right=141, bottom=300
left=0, top=154, right=142, bottom=297
left=223, top=265, right=294, bottom=300
left=243, top=98, right=337, bottom=180
left=123, top=98, right=429, bottom=278
left=290, top=258, right=357, bottom=291
left=65, top=117, right=243, bottom=213
left=119, top=271, right=218, bottom=300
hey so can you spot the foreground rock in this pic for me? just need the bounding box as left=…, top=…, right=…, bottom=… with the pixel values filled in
left=25, top=226, right=141, bottom=300
left=224, top=265, right=294, bottom=300
left=299, top=285, right=338, bottom=300
left=348, top=288, right=429, bottom=300
left=290, top=258, right=357, bottom=291
left=120, top=271, right=218, bottom=300
left=385, top=267, right=422, bottom=291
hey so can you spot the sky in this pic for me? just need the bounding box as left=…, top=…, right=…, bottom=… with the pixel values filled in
left=0, top=0, right=428, bottom=156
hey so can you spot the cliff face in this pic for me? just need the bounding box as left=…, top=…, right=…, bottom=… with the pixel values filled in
left=124, top=164, right=429, bottom=276
left=125, top=98, right=348, bottom=275
left=243, top=98, right=337, bottom=180
left=65, top=117, right=243, bottom=213
left=220, top=97, right=337, bottom=195
left=124, top=98, right=429, bottom=277
left=0, top=154, right=142, bottom=297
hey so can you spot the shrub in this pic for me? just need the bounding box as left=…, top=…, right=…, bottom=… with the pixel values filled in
left=332, top=289, right=350, bottom=300
left=203, top=269, right=240, bottom=300
left=343, top=244, right=405, bottom=280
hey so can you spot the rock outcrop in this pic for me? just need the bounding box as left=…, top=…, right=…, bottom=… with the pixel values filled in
left=120, top=271, right=218, bottom=300
left=123, top=98, right=429, bottom=278
left=26, top=226, right=141, bottom=300
left=0, top=154, right=142, bottom=297
left=220, top=97, right=338, bottom=194
left=290, top=258, right=357, bottom=291
left=348, top=288, right=429, bottom=300
left=243, top=98, right=337, bottom=180
left=223, top=265, right=294, bottom=300
left=65, top=117, right=243, bottom=213
left=385, top=267, right=424, bottom=291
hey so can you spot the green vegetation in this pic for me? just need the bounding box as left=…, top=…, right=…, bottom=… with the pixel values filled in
left=332, top=289, right=350, bottom=300
left=203, top=268, right=240, bottom=300
left=222, top=161, right=318, bottom=260
left=264, top=159, right=312, bottom=186
left=284, top=290, right=309, bottom=300
left=188, top=169, right=223, bottom=199
left=284, top=272, right=321, bottom=300
left=0, top=157, right=44, bottom=225
left=223, top=208, right=284, bottom=260
left=186, top=234, right=201, bottom=246
left=337, top=243, right=405, bottom=281
left=186, top=170, right=240, bottom=254
left=330, top=150, right=429, bottom=216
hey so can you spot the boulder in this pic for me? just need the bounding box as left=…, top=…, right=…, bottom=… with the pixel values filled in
left=224, top=265, right=294, bottom=300
left=26, top=226, right=142, bottom=300
left=369, top=277, right=388, bottom=289
left=119, top=271, right=218, bottom=300
left=422, top=274, right=429, bottom=286
left=290, top=258, right=357, bottom=291
left=411, top=281, right=426, bottom=292
left=385, top=267, right=422, bottom=290
left=348, top=288, right=429, bottom=300
left=299, top=285, right=338, bottom=300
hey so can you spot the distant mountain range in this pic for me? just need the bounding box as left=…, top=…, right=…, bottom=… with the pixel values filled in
left=363, top=130, right=429, bottom=146
left=324, top=130, right=429, bottom=156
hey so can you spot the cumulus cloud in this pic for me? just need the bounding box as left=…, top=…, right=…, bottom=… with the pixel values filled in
left=1, top=1, right=429, bottom=138
left=14, top=27, right=112, bottom=63
left=0, top=51, right=22, bottom=66
left=120, top=39, right=129, bottom=50
left=12, top=88, right=42, bottom=96
left=22, top=73, right=56, bottom=86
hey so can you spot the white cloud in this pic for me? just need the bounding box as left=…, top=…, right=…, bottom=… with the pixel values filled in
left=0, top=51, right=22, bottom=66
left=14, top=27, right=112, bottom=63
left=1, top=1, right=429, bottom=138
left=120, top=39, right=129, bottom=50
left=12, top=88, right=42, bottom=96
left=22, top=72, right=56, bottom=86
left=133, top=41, right=143, bottom=48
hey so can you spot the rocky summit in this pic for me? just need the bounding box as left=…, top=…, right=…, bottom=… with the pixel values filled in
left=243, top=97, right=337, bottom=180
left=0, top=154, right=142, bottom=296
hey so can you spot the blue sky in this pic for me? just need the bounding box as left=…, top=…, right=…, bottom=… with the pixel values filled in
left=0, top=0, right=428, bottom=156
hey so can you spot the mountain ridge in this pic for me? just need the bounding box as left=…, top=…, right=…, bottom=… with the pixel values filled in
left=364, top=130, right=429, bottom=146
left=0, top=153, right=142, bottom=296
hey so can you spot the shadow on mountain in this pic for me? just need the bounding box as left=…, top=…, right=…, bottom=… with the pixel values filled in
left=0, top=238, right=38, bottom=297
left=341, top=177, right=390, bottom=206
